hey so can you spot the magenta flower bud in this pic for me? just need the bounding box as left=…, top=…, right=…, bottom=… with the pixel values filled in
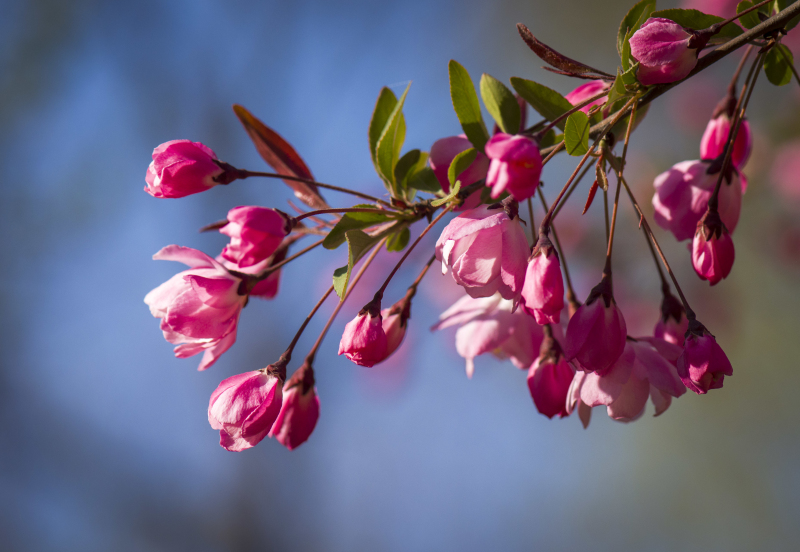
left=485, top=133, right=542, bottom=201
left=527, top=333, right=574, bottom=419
left=629, top=18, right=702, bottom=85
left=564, top=80, right=610, bottom=114
left=692, top=210, right=735, bottom=285
left=436, top=200, right=529, bottom=301
left=677, top=320, right=733, bottom=394
left=652, top=159, right=742, bottom=241
left=269, top=362, right=320, bottom=450
left=338, top=299, right=388, bottom=367
left=145, top=140, right=228, bottom=198
left=700, top=115, right=753, bottom=171
left=564, top=277, right=627, bottom=375
left=521, top=234, right=565, bottom=325
left=654, top=291, right=688, bottom=346
left=429, top=135, right=490, bottom=194
left=381, top=294, right=412, bottom=360
left=219, top=206, right=291, bottom=268
left=208, top=367, right=284, bottom=452
left=144, top=245, right=247, bottom=371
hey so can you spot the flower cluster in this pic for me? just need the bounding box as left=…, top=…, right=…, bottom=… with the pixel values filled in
left=143, top=0, right=798, bottom=451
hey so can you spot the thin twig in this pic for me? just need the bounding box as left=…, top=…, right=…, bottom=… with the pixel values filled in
left=241, top=170, right=395, bottom=208
left=280, top=285, right=335, bottom=363
left=538, top=188, right=578, bottom=307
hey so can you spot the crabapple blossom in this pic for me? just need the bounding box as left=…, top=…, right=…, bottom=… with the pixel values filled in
left=521, top=233, right=565, bottom=325
left=381, top=296, right=412, bottom=360
left=145, top=140, right=227, bottom=198
left=435, top=200, right=529, bottom=301
left=338, top=299, right=388, bottom=367
left=629, top=18, right=702, bottom=85
left=269, top=362, right=320, bottom=450
left=484, top=133, right=542, bottom=201
left=700, top=113, right=753, bottom=171
left=220, top=206, right=291, bottom=269
left=208, top=367, right=284, bottom=452
left=677, top=320, right=733, bottom=394
left=564, top=80, right=610, bottom=114
left=692, top=212, right=735, bottom=285
left=654, top=292, right=688, bottom=347
left=429, top=135, right=490, bottom=194
left=144, top=245, right=247, bottom=371
left=527, top=331, right=574, bottom=419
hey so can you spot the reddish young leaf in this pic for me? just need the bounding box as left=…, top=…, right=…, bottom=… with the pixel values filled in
left=583, top=180, right=599, bottom=215
left=233, top=104, right=327, bottom=209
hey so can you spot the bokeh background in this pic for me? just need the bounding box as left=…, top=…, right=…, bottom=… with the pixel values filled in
left=3, top=0, right=800, bottom=550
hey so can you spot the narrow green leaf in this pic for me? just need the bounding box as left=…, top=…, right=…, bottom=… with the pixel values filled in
left=431, top=181, right=461, bottom=207
left=332, top=230, right=381, bottom=300
left=408, top=166, right=442, bottom=194
left=736, top=1, right=761, bottom=29
left=449, top=60, right=490, bottom=151
left=564, top=111, right=591, bottom=156
left=618, top=0, right=657, bottom=57
left=375, top=84, right=411, bottom=194
left=651, top=9, right=743, bottom=42
left=386, top=227, right=411, bottom=252
left=323, top=205, right=392, bottom=250
left=510, top=77, right=574, bottom=131
left=480, top=74, right=521, bottom=134
left=764, top=45, right=794, bottom=86
left=606, top=70, right=628, bottom=105
left=448, top=148, right=477, bottom=188
left=395, top=149, right=429, bottom=201
left=369, top=88, right=398, bottom=166
left=621, top=62, right=640, bottom=85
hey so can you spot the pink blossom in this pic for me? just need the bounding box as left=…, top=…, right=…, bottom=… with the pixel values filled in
left=564, top=80, right=610, bottom=114
left=700, top=115, right=752, bottom=171
left=435, top=201, right=529, bottom=301
left=654, top=292, right=688, bottom=346
left=269, top=362, right=320, bottom=450
left=521, top=234, right=564, bottom=325
left=527, top=335, right=574, bottom=419
left=219, top=206, right=291, bottom=268
left=652, top=160, right=742, bottom=241
left=381, top=296, right=412, bottom=360
left=208, top=368, right=283, bottom=452
left=338, top=301, right=388, bottom=367
left=564, top=278, right=627, bottom=375
left=567, top=337, right=686, bottom=425
left=485, top=133, right=542, bottom=201
left=692, top=213, right=735, bottom=285
left=629, top=18, right=700, bottom=85
left=145, top=140, right=226, bottom=198
left=677, top=321, right=733, bottom=394
left=144, top=245, right=247, bottom=371
left=432, top=293, right=544, bottom=378
left=429, top=135, right=490, bottom=194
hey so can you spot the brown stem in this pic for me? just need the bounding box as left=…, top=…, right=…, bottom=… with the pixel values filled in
left=407, top=254, right=437, bottom=296
left=241, top=170, right=395, bottom=208
left=603, top=187, right=610, bottom=243
left=540, top=141, right=566, bottom=167
left=538, top=188, right=578, bottom=307
left=728, top=45, right=754, bottom=95
left=253, top=237, right=325, bottom=279
left=534, top=89, right=610, bottom=138
left=280, top=285, right=335, bottom=363
left=527, top=197, right=537, bottom=244
left=553, top=162, right=594, bottom=219
left=294, top=207, right=392, bottom=223
left=710, top=0, right=774, bottom=34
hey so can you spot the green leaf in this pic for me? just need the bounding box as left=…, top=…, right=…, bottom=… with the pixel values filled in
left=736, top=1, right=761, bottom=29
left=480, top=74, right=521, bottom=134
left=369, top=88, right=398, bottom=167
left=564, top=111, right=590, bottom=156
left=448, top=148, right=477, bottom=188
left=606, top=70, right=629, bottom=106
left=386, top=227, right=411, bottom=252
left=764, top=45, right=795, bottom=86
left=539, top=129, right=563, bottom=149
left=621, top=62, right=640, bottom=85
left=618, top=0, right=657, bottom=57
left=323, top=205, right=392, bottom=250
left=375, top=83, right=411, bottom=194
left=431, top=180, right=461, bottom=207
left=651, top=9, right=744, bottom=42
left=510, top=77, right=573, bottom=131
left=449, top=60, right=490, bottom=151
left=775, top=0, right=800, bottom=30
left=332, top=230, right=381, bottom=300
left=408, top=166, right=442, bottom=194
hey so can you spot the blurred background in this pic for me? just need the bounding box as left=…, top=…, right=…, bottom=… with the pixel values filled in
left=2, top=0, right=800, bottom=550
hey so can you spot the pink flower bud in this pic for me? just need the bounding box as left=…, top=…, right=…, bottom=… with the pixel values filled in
left=629, top=18, right=700, bottom=85
left=338, top=301, right=388, bottom=367
left=564, top=80, right=610, bottom=114
left=144, top=245, right=247, bottom=371
left=208, top=368, right=283, bottom=452
left=485, top=133, right=542, bottom=201
left=435, top=201, right=529, bottom=301
left=429, top=135, right=490, bottom=194
left=677, top=321, right=733, bottom=394
left=145, top=140, right=226, bottom=198
left=654, top=292, right=688, bottom=346
left=692, top=211, right=735, bottom=285
left=652, top=160, right=742, bottom=241
left=700, top=115, right=752, bottom=171
left=527, top=336, right=574, bottom=419
left=219, top=206, right=291, bottom=268
left=564, top=278, right=627, bottom=375
left=521, top=234, right=565, bottom=325
left=269, top=362, right=319, bottom=450
left=381, top=296, right=412, bottom=360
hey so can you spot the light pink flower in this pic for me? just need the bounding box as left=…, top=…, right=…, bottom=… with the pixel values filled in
left=654, top=292, right=688, bottom=346
left=144, top=245, right=247, bottom=371
left=338, top=300, right=388, bottom=367
left=629, top=18, right=700, bottom=85
left=564, top=278, right=627, bottom=375
left=652, top=160, right=742, bottom=241
left=269, top=362, right=320, bottom=450
left=485, top=133, right=542, bottom=201
left=527, top=334, right=574, bottom=419
left=692, top=212, right=735, bottom=285
left=145, top=140, right=227, bottom=198
left=677, top=321, right=733, bottom=394
left=521, top=234, right=564, bottom=325
left=435, top=201, right=529, bottom=301
left=220, top=206, right=291, bottom=268
left=567, top=337, right=686, bottom=425
left=432, top=293, right=544, bottom=378
left=429, top=135, right=490, bottom=194
left=208, top=368, right=283, bottom=452
left=564, top=80, right=610, bottom=114
left=700, top=115, right=752, bottom=171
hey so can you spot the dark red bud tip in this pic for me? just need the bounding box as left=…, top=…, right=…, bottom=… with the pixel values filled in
left=212, top=160, right=248, bottom=185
